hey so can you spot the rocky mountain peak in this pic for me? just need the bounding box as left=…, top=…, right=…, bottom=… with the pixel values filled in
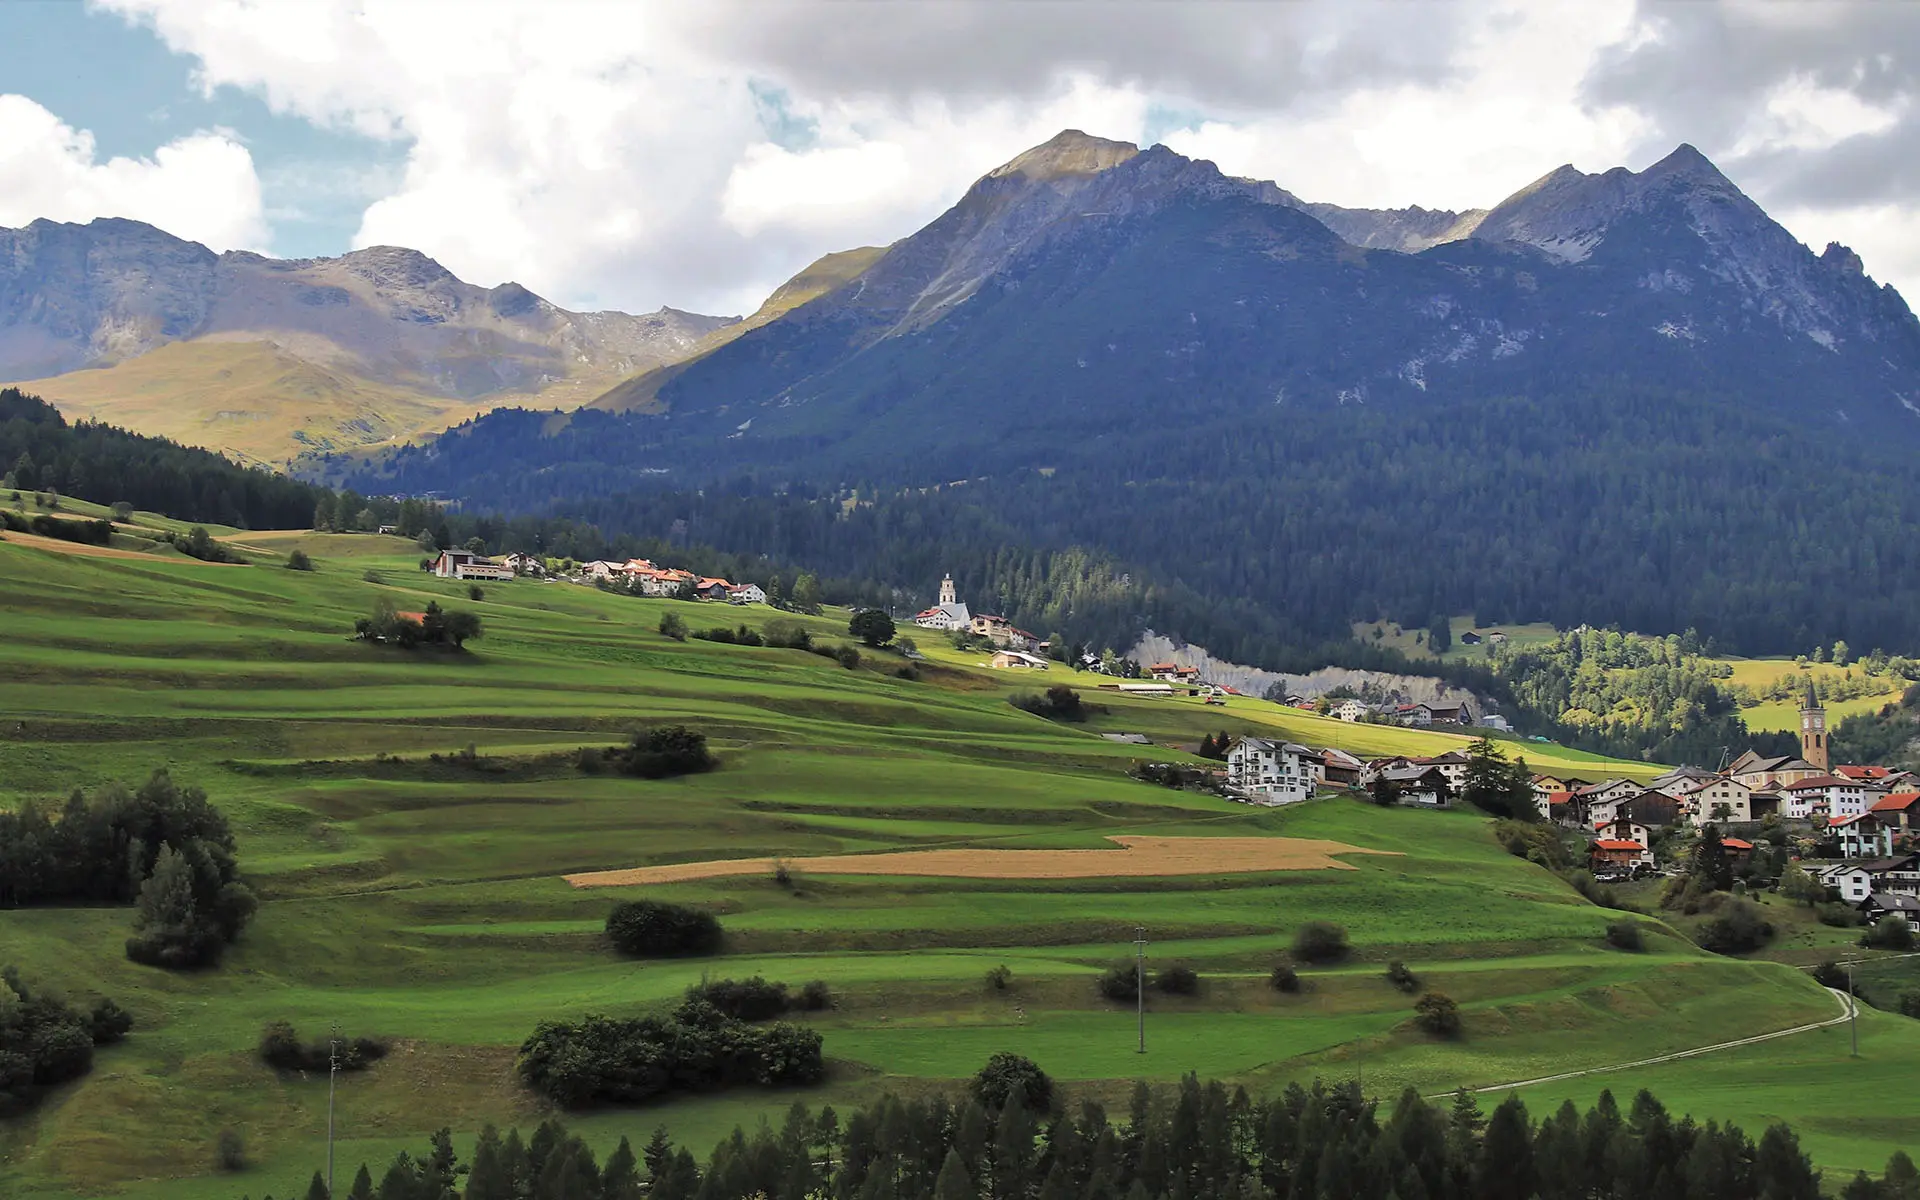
left=334, top=244, right=460, bottom=291
left=988, top=129, right=1141, bottom=183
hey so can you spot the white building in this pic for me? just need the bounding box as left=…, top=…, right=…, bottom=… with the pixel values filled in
left=727, top=583, right=768, bottom=605
left=1226, top=737, right=1319, bottom=805
left=1332, top=699, right=1371, bottom=722
left=914, top=575, right=973, bottom=630
left=432, top=550, right=513, bottom=581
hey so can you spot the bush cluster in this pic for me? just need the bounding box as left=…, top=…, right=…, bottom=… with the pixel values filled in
left=1154, top=964, right=1200, bottom=995
left=0, top=968, right=131, bottom=1115
left=1413, top=991, right=1462, bottom=1038
left=694, top=623, right=766, bottom=646
left=969, top=1052, right=1053, bottom=1112
left=1291, top=921, right=1350, bottom=964
left=0, top=509, right=113, bottom=545
left=1270, top=964, right=1302, bottom=993
left=1863, top=915, right=1916, bottom=951
left=1605, top=919, right=1645, bottom=952
left=606, top=900, right=723, bottom=958
left=1098, top=961, right=1140, bottom=1002
left=258, top=1021, right=390, bottom=1072
left=1009, top=685, right=1091, bottom=722
left=1384, top=961, right=1420, bottom=993
left=1694, top=896, right=1775, bottom=955
left=353, top=600, right=482, bottom=649
left=517, top=1000, right=824, bottom=1107
left=582, top=725, right=717, bottom=779
left=685, top=977, right=831, bottom=1021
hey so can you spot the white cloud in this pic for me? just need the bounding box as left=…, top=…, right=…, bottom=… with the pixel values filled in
left=80, top=0, right=1920, bottom=312
left=0, top=94, right=267, bottom=250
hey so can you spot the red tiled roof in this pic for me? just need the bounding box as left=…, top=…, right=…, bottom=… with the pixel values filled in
left=395, top=611, right=428, bottom=623
left=1722, top=838, right=1753, bottom=850
left=1871, top=792, right=1920, bottom=812
left=1547, top=791, right=1575, bottom=806
left=1149, top=663, right=1178, bottom=671
left=1837, top=765, right=1892, bottom=780
left=1593, top=840, right=1644, bottom=851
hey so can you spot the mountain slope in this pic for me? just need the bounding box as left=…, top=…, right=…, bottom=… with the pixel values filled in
left=0, top=218, right=734, bottom=460
left=338, top=132, right=1920, bottom=655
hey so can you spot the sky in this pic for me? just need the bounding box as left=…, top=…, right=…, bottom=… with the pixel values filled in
left=1, top=0, right=1915, bottom=317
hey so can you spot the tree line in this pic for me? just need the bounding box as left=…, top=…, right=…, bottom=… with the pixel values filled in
left=250, top=1061, right=1915, bottom=1200
left=0, top=770, right=256, bottom=968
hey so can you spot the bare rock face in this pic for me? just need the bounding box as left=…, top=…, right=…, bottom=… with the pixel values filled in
left=0, top=220, right=735, bottom=396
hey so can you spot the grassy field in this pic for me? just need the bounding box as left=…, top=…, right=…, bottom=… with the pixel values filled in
left=1350, top=616, right=1559, bottom=662
left=1, top=534, right=1913, bottom=1197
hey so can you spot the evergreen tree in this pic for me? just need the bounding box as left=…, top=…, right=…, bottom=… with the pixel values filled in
left=347, top=1165, right=375, bottom=1200
left=933, top=1149, right=975, bottom=1200
left=464, top=1126, right=511, bottom=1200
left=601, top=1135, right=640, bottom=1200
left=1428, top=618, right=1453, bottom=654
left=305, top=1170, right=330, bottom=1200
left=1476, top=1095, right=1535, bottom=1200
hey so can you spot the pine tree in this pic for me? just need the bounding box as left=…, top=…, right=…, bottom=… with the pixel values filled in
left=934, top=1149, right=976, bottom=1200
left=305, top=1170, right=330, bottom=1200
left=465, top=1126, right=511, bottom=1200
left=347, top=1165, right=375, bottom=1200
left=1887, top=1151, right=1920, bottom=1200
left=601, top=1136, right=640, bottom=1200
left=1475, top=1095, right=1535, bottom=1200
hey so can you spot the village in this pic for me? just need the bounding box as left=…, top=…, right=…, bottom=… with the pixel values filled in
left=425, top=552, right=1919, bottom=928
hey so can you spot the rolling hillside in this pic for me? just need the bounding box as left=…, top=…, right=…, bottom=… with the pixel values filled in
left=1, top=520, right=1914, bottom=1198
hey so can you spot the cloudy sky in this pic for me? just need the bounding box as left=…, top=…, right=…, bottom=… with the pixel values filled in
left=2, top=0, right=1914, bottom=316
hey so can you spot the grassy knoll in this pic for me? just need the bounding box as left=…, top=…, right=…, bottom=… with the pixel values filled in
left=0, top=535, right=1906, bottom=1198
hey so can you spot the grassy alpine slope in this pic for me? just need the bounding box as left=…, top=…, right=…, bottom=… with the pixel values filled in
left=0, top=531, right=1912, bottom=1198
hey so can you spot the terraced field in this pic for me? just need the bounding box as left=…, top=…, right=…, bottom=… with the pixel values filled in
left=1, top=528, right=1914, bottom=1198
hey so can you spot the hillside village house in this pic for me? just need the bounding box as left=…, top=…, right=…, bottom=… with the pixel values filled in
left=1226, top=737, right=1319, bottom=805
left=1784, top=774, right=1884, bottom=820
left=1830, top=813, right=1896, bottom=859
left=727, top=583, right=767, bottom=604
left=501, top=552, right=545, bottom=577
left=1726, top=751, right=1824, bottom=791
left=1677, top=776, right=1755, bottom=823
left=1375, top=764, right=1451, bottom=807
left=432, top=550, right=513, bottom=581
left=1871, top=792, right=1920, bottom=839
left=1332, top=698, right=1371, bottom=722
left=1318, top=747, right=1366, bottom=787
left=1575, top=779, right=1640, bottom=810
left=991, top=650, right=1051, bottom=670
left=970, top=613, right=1044, bottom=652
left=1817, top=855, right=1920, bottom=904
left=1149, top=663, right=1202, bottom=684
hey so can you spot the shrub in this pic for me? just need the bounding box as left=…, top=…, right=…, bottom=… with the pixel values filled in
left=1384, top=961, right=1420, bottom=993
left=87, top=999, right=133, bottom=1045
left=285, top=549, right=314, bottom=571
left=517, top=1005, right=823, bottom=1107
left=362, top=569, right=383, bottom=584
left=1098, top=961, right=1140, bottom=1002
left=772, top=859, right=796, bottom=890
left=259, top=1022, right=389, bottom=1071
left=1154, top=964, right=1200, bottom=995
left=1269, top=964, right=1301, bottom=993
left=1291, top=921, right=1350, bottom=964
left=1413, top=992, right=1462, bottom=1038
left=832, top=644, right=862, bottom=670
left=179, top=526, right=236, bottom=563
left=216, top=1128, right=246, bottom=1172
left=658, top=612, right=688, bottom=641
left=762, top=619, right=812, bottom=650
left=797, top=980, right=832, bottom=1012
left=1605, top=919, right=1645, bottom=952
left=1863, top=914, right=1916, bottom=951
left=468, top=584, right=486, bottom=601
left=970, top=1052, right=1053, bottom=1113
left=1816, top=902, right=1863, bottom=928
left=1010, top=685, right=1090, bottom=722
left=1811, top=961, right=1855, bottom=992
left=985, top=965, right=1013, bottom=992
left=606, top=900, right=722, bottom=957
left=1695, top=897, right=1775, bottom=955
left=1901, top=990, right=1920, bottom=1019
left=110, top=501, right=135, bottom=522
left=607, top=725, right=716, bottom=778
left=687, top=977, right=790, bottom=1022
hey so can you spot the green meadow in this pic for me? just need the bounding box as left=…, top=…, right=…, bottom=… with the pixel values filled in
left=1, top=528, right=1914, bottom=1198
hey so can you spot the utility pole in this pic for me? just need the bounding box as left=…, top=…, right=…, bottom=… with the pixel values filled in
left=326, top=1026, right=340, bottom=1198
left=1846, top=961, right=1859, bottom=1058
left=1134, top=927, right=1148, bottom=1054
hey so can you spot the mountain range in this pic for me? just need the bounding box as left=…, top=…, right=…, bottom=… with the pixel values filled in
left=0, top=218, right=735, bottom=462
left=11, top=131, right=1920, bottom=656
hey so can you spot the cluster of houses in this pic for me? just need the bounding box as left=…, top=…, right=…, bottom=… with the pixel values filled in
left=573, top=557, right=767, bottom=604
left=915, top=575, right=1051, bottom=663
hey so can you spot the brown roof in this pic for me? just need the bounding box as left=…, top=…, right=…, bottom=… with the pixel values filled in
left=1872, top=792, right=1920, bottom=812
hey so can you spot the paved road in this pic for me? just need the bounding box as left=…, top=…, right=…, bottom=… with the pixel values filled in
left=1440, top=986, right=1856, bottom=1097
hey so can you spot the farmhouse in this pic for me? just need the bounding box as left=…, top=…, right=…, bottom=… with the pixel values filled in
left=1318, top=747, right=1366, bottom=787
left=1226, top=737, right=1319, bottom=805
left=1870, top=791, right=1920, bottom=839
left=432, top=550, right=513, bottom=581
left=1376, top=764, right=1451, bottom=808
left=1830, top=813, right=1895, bottom=859
left=1148, top=663, right=1202, bottom=684
left=1592, top=838, right=1653, bottom=870
left=1677, top=776, right=1755, bottom=824
left=1861, top=892, right=1920, bottom=923
left=1332, top=698, right=1371, bottom=722
left=726, top=583, right=767, bottom=605
left=501, top=552, right=545, bottom=577
left=991, top=650, right=1051, bottom=670
left=1414, top=750, right=1472, bottom=790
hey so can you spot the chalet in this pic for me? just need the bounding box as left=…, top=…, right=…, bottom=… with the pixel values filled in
left=1376, top=764, right=1451, bottom=808
left=1540, top=791, right=1587, bottom=828
left=1721, top=836, right=1754, bottom=866
left=1748, top=791, right=1784, bottom=821
left=1394, top=704, right=1434, bottom=727
left=432, top=550, right=513, bottom=581
left=1332, top=699, right=1371, bottom=723
left=1319, top=747, right=1366, bottom=788
left=991, top=650, right=1051, bottom=670
left=1837, top=764, right=1896, bottom=784
left=577, top=559, right=624, bottom=581
left=1531, top=773, right=1572, bottom=795
left=1830, top=813, right=1895, bottom=859
left=1649, top=765, right=1720, bottom=795
left=1226, top=738, right=1319, bottom=805
left=1148, top=663, right=1202, bottom=684
left=1595, top=815, right=1653, bottom=850
left=1861, top=892, right=1920, bottom=923
left=1477, top=713, right=1513, bottom=731
left=1818, top=855, right=1920, bottom=904
left=1422, top=701, right=1475, bottom=726
left=969, top=614, right=1038, bottom=650
left=727, top=583, right=767, bottom=605
left=1592, top=839, right=1652, bottom=870
left=1726, top=752, right=1824, bottom=791
left=692, top=577, right=733, bottom=601
left=1589, top=788, right=1680, bottom=830
left=1869, top=792, right=1920, bottom=839
left=1677, top=776, right=1755, bottom=824
left=501, top=552, right=545, bottom=577
left=1575, top=779, right=1640, bottom=810
left=1460, top=631, right=1482, bottom=645
left=1415, top=751, right=1472, bottom=790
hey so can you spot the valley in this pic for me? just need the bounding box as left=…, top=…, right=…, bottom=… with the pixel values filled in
left=2, top=522, right=1917, bottom=1198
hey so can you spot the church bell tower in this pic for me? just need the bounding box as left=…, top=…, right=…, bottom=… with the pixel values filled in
left=1800, top=680, right=1828, bottom=770
left=939, top=574, right=957, bottom=606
